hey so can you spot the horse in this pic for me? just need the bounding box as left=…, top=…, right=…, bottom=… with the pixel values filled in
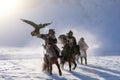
left=78, top=37, right=89, bottom=65
left=58, top=34, right=80, bottom=71
left=42, top=45, right=62, bottom=76
left=60, top=44, right=77, bottom=71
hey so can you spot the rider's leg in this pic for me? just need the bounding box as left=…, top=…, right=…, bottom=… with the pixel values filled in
left=53, top=45, right=61, bottom=57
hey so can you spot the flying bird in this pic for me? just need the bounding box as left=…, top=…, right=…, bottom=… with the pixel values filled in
left=21, top=19, right=52, bottom=36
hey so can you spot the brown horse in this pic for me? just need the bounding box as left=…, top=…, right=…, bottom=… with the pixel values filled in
left=60, top=44, right=77, bottom=71
left=42, top=45, right=62, bottom=76
left=58, top=34, right=79, bottom=71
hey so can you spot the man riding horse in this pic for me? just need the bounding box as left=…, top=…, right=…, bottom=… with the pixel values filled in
left=59, top=30, right=79, bottom=71
left=66, top=30, right=77, bottom=52
left=21, top=19, right=62, bottom=75
left=36, top=29, right=60, bottom=57
left=34, top=29, right=62, bottom=75
left=62, top=30, right=78, bottom=58
left=66, top=30, right=77, bottom=46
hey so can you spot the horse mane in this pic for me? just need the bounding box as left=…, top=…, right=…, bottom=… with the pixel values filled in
left=46, top=45, right=57, bottom=58
left=58, top=34, right=68, bottom=45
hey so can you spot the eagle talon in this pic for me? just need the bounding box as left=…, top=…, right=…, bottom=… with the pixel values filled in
left=31, top=31, right=36, bottom=36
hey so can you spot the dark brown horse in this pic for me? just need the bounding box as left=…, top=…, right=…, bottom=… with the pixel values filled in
left=58, top=34, right=80, bottom=71
left=42, top=45, right=62, bottom=76
left=60, top=44, right=77, bottom=71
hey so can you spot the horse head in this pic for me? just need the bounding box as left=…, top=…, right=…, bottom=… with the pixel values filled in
left=58, top=34, right=68, bottom=45
left=45, top=45, right=57, bottom=58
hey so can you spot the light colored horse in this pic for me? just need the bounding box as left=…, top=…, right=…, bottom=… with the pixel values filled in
left=42, top=45, right=62, bottom=76
left=78, top=37, right=89, bottom=65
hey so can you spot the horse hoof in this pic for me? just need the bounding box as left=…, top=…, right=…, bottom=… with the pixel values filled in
left=69, top=70, right=71, bottom=72
left=59, top=73, right=62, bottom=76
left=85, top=64, right=87, bottom=66
left=49, top=73, right=52, bottom=75
left=72, top=67, right=76, bottom=70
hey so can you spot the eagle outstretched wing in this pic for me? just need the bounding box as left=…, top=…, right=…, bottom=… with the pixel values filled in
left=21, top=19, right=52, bottom=36
left=21, top=19, right=38, bottom=28
left=38, top=22, right=53, bottom=29
left=21, top=19, right=52, bottom=29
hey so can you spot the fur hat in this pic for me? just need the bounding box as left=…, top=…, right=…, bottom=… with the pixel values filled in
left=49, top=29, right=55, bottom=34
left=67, top=30, right=73, bottom=35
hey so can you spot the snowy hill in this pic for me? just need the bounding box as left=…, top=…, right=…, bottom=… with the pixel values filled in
left=0, top=48, right=120, bottom=80
left=0, top=56, right=120, bottom=80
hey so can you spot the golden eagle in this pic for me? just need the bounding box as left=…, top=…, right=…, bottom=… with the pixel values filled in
left=21, top=19, right=52, bottom=36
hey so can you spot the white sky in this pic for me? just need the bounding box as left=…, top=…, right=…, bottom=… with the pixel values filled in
left=0, top=0, right=120, bottom=55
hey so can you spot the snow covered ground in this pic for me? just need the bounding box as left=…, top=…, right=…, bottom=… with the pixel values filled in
left=0, top=48, right=120, bottom=80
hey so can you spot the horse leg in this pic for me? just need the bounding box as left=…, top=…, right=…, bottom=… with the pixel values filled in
left=85, top=57, right=87, bottom=65
left=75, top=55, right=79, bottom=64
left=49, top=64, right=52, bottom=75
left=68, top=61, right=71, bottom=71
left=56, top=61, right=62, bottom=76
left=61, top=63, right=64, bottom=69
left=60, top=60, right=65, bottom=69
left=77, top=55, right=81, bottom=64
left=81, top=57, right=83, bottom=64
left=43, top=55, right=49, bottom=72
left=42, top=63, right=47, bottom=71
left=72, top=60, right=77, bottom=70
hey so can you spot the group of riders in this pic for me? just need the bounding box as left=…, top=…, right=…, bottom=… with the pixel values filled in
left=33, top=28, right=89, bottom=75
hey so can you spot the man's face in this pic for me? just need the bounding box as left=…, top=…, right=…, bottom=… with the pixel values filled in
left=49, top=31, right=54, bottom=35
left=68, top=33, right=72, bottom=37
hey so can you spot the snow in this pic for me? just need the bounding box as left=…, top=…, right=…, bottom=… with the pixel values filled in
left=0, top=48, right=120, bottom=80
